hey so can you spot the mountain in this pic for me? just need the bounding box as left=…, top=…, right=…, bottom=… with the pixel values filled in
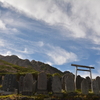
left=0, top=59, right=36, bottom=74
left=0, top=55, right=63, bottom=74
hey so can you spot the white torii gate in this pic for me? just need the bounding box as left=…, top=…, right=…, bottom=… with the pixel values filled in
left=71, top=64, right=94, bottom=91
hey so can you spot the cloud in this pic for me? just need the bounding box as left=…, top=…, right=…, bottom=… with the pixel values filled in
left=1, top=0, right=100, bottom=68
left=0, top=0, right=67, bottom=25
left=92, top=47, right=100, bottom=51
left=0, top=17, right=20, bottom=35
left=1, top=0, right=100, bottom=43
left=3, top=51, right=12, bottom=56
left=0, top=33, right=78, bottom=66
left=45, top=61, right=53, bottom=66
left=0, top=39, right=5, bottom=46
left=1, top=51, right=26, bottom=59
left=78, top=71, right=98, bottom=79
left=0, top=20, right=6, bottom=29
left=45, top=45, right=78, bottom=65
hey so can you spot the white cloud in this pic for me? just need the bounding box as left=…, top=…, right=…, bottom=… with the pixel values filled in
left=37, top=41, right=44, bottom=47
left=46, top=45, right=78, bottom=65
left=1, top=51, right=26, bottom=59
left=0, top=0, right=86, bottom=39
left=92, top=47, right=100, bottom=51
left=1, top=0, right=100, bottom=67
left=0, top=39, right=5, bottom=46
left=45, top=61, right=53, bottom=66
left=9, top=47, right=30, bottom=54
left=3, top=51, right=12, bottom=56
left=0, top=17, right=20, bottom=34
left=78, top=71, right=98, bottom=79
left=0, top=20, right=6, bottom=29
left=1, top=0, right=100, bottom=44
left=0, top=35, right=78, bottom=66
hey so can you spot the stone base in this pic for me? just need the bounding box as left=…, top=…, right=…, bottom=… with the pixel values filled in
left=22, top=91, right=33, bottom=96
left=0, top=90, right=13, bottom=95
left=52, top=93, right=63, bottom=97
left=37, top=90, right=48, bottom=94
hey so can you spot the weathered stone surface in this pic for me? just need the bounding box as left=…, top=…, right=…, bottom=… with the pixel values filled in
left=62, top=73, right=74, bottom=90
left=23, top=73, right=34, bottom=95
left=96, top=76, right=100, bottom=91
left=76, top=75, right=84, bottom=90
left=65, top=74, right=75, bottom=92
left=0, top=75, right=2, bottom=85
left=37, top=72, right=47, bottom=93
left=86, top=77, right=91, bottom=89
left=52, top=75, right=62, bottom=93
left=19, top=76, right=24, bottom=93
left=93, top=79, right=99, bottom=94
left=2, top=74, right=17, bottom=92
left=81, top=79, right=89, bottom=94
left=33, top=80, right=37, bottom=93
left=47, top=76, right=52, bottom=92
left=62, top=73, right=70, bottom=90
left=2, top=74, right=9, bottom=91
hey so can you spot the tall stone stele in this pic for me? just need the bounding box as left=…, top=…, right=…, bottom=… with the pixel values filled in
left=76, top=75, right=84, bottom=90
left=62, top=73, right=72, bottom=90
left=19, top=76, right=24, bottom=93
left=96, top=76, right=100, bottom=91
left=23, top=73, right=35, bottom=95
left=0, top=75, right=2, bottom=85
left=65, top=74, right=75, bottom=92
left=52, top=75, right=62, bottom=93
left=93, top=79, right=99, bottom=94
left=37, top=72, right=47, bottom=94
left=81, top=79, right=89, bottom=94
left=86, top=77, right=91, bottom=90
left=2, top=74, right=17, bottom=92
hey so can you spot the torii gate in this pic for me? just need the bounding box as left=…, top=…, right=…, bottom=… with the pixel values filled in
left=71, top=64, right=94, bottom=91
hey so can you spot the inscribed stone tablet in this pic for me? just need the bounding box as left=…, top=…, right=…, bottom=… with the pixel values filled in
left=37, top=72, right=47, bottom=91
left=52, top=75, right=62, bottom=93
left=96, top=76, right=100, bottom=91
left=93, top=79, right=99, bottom=94
left=81, top=79, right=89, bottom=94
left=65, top=74, right=75, bottom=92
left=23, top=73, right=34, bottom=92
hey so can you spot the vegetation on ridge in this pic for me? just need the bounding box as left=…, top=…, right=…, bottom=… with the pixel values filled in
left=0, top=55, right=63, bottom=74
left=0, top=59, right=38, bottom=75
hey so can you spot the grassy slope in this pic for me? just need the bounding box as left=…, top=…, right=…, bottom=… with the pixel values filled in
left=0, top=59, right=38, bottom=75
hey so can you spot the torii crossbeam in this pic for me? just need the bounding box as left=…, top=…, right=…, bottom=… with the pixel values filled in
left=71, top=64, right=95, bottom=91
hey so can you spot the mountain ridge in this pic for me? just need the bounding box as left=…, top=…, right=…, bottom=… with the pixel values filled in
left=0, top=59, right=37, bottom=74
left=0, top=55, right=64, bottom=74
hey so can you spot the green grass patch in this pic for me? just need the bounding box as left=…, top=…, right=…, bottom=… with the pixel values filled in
left=0, top=59, right=38, bottom=76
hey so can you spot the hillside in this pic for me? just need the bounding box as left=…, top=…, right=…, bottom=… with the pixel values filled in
left=0, top=59, right=37, bottom=75
left=0, top=55, right=63, bottom=74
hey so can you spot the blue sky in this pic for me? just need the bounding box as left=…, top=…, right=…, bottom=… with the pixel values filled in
left=0, top=0, right=100, bottom=78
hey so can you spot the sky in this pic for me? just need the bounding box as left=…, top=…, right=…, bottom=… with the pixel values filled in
left=0, top=0, right=100, bottom=78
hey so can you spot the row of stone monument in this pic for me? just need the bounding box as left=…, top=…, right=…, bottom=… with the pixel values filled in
left=0, top=72, right=100, bottom=95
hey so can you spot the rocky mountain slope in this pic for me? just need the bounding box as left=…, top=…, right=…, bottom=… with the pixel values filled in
left=0, top=55, right=63, bottom=74
left=0, top=59, right=36, bottom=74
